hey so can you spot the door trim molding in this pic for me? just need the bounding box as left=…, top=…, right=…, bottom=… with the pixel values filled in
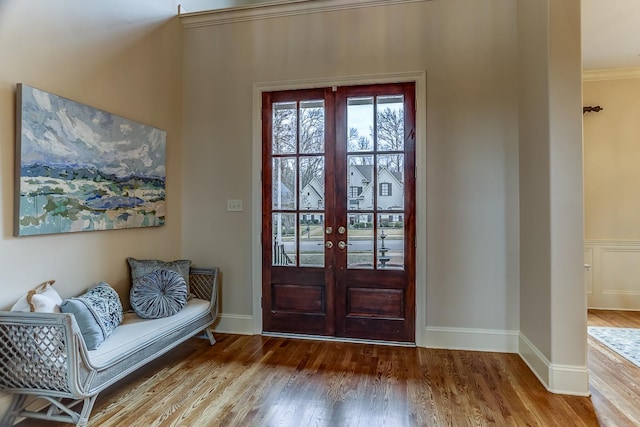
left=251, top=71, right=427, bottom=345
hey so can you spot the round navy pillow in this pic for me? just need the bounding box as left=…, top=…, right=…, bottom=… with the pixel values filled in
left=130, top=269, right=188, bottom=319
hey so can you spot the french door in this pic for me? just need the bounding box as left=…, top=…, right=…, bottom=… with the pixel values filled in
left=262, top=82, right=415, bottom=342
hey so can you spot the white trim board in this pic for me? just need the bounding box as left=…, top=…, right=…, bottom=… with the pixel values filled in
left=262, top=332, right=417, bottom=347
left=583, top=67, right=640, bottom=81
left=211, top=313, right=255, bottom=335
left=251, top=71, right=428, bottom=344
left=518, top=333, right=590, bottom=397
left=180, top=0, right=430, bottom=28
left=584, top=239, right=640, bottom=246
left=584, top=239, right=640, bottom=310
left=423, top=326, right=519, bottom=353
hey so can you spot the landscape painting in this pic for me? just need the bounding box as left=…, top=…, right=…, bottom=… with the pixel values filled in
left=15, top=84, right=166, bottom=236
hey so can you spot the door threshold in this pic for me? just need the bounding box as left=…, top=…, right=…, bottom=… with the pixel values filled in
left=262, top=332, right=416, bottom=347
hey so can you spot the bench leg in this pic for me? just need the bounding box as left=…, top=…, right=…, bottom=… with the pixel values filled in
left=205, top=327, right=216, bottom=345
left=76, top=395, right=98, bottom=427
left=1, top=394, right=26, bottom=426
left=0, top=394, right=97, bottom=426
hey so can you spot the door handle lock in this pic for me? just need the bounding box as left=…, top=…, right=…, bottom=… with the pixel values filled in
left=338, top=226, right=346, bottom=235
left=326, top=226, right=333, bottom=234
left=325, top=241, right=334, bottom=249
left=337, top=241, right=347, bottom=250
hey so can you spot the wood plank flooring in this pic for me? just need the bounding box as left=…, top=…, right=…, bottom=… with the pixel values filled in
left=587, top=309, right=640, bottom=427
left=15, top=311, right=640, bottom=426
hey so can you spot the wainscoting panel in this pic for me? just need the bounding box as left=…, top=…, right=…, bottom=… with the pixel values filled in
left=584, top=248, right=593, bottom=294
left=585, top=240, right=640, bottom=310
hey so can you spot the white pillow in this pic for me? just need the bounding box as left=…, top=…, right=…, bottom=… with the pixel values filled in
left=11, top=280, right=62, bottom=313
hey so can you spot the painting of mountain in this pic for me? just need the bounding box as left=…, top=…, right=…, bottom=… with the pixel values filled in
left=15, top=84, right=166, bottom=236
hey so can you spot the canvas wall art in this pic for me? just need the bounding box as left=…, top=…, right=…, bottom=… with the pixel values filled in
left=15, top=84, right=166, bottom=236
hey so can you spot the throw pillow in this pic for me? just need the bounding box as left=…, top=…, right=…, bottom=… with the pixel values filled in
left=10, top=280, right=66, bottom=367
left=11, top=280, right=62, bottom=313
left=130, top=269, right=188, bottom=319
left=59, top=282, right=123, bottom=350
left=127, top=257, right=191, bottom=292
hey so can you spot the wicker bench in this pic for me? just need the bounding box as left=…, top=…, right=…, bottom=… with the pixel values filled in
left=0, top=267, right=219, bottom=427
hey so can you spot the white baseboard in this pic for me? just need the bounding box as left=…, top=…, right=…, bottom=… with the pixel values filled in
left=211, top=313, right=255, bottom=335
left=518, top=333, right=550, bottom=385
left=549, top=363, right=590, bottom=396
left=518, top=333, right=590, bottom=396
left=211, top=317, right=520, bottom=353
left=422, top=326, right=519, bottom=353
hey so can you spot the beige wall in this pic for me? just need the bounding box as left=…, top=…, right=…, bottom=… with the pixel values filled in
left=547, top=0, right=586, bottom=373
left=0, top=0, right=183, bottom=309
left=0, top=0, right=589, bottom=399
left=518, top=0, right=587, bottom=393
left=584, top=77, right=640, bottom=240
left=583, top=76, right=640, bottom=310
left=182, top=0, right=521, bottom=331
left=518, top=0, right=552, bottom=361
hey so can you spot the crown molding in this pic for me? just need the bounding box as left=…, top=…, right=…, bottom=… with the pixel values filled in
left=180, top=0, right=428, bottom=28
left=583, top=67, right=640, bottom=82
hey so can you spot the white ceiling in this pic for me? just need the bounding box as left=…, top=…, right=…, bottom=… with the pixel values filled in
left=179, top=0, right=640, bottom=71
left=582, top=0, right=640, bottom=70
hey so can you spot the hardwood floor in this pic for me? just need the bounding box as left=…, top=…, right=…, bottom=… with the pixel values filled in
left=587, top=309, right=640, bottom=426
left=15, top=311, right=640, bottom=426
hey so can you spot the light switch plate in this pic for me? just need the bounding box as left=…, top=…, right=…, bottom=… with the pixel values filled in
left=227, top=199, right=243, bottom=211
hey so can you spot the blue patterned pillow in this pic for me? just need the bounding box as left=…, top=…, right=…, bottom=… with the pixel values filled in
left=130, top=269, right=187, bottom=319
left=60, top=282, right=123, bottom=350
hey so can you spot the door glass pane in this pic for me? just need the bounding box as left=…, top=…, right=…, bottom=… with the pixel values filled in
left=272, top=158, right=296, bottom=210
left=300, top=157, right=324, bottom=210
left=376, top=95, right=404, bottom=152
left=272, top=102, right=297, bottom=154
left=347, top=97, right=374, bottom=152
left=272, top=213, right=296, bottom=266
left=347, top=213, right=374, bottom=269
left=347, top=155, right=374, bottom=210
left=299, top=212, right=324, bottom=267
left=377, top=154, right=403, bottom=210
left=377, top=214, right=404, bottom=270
left=300, top=100, right=325, bottom=154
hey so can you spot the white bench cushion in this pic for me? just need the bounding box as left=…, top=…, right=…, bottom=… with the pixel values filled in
left=88, top=298, right=209, bottom=368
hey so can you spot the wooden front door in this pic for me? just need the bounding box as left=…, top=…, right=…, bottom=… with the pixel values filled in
left=262, top=83, right=415, bottom=343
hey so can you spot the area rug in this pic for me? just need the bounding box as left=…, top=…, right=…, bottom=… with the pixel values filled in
left=588, top=326, right=640, bottom=368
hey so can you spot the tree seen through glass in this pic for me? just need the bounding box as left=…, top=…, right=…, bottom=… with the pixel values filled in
left=272, top=95, right=406, bottom=269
